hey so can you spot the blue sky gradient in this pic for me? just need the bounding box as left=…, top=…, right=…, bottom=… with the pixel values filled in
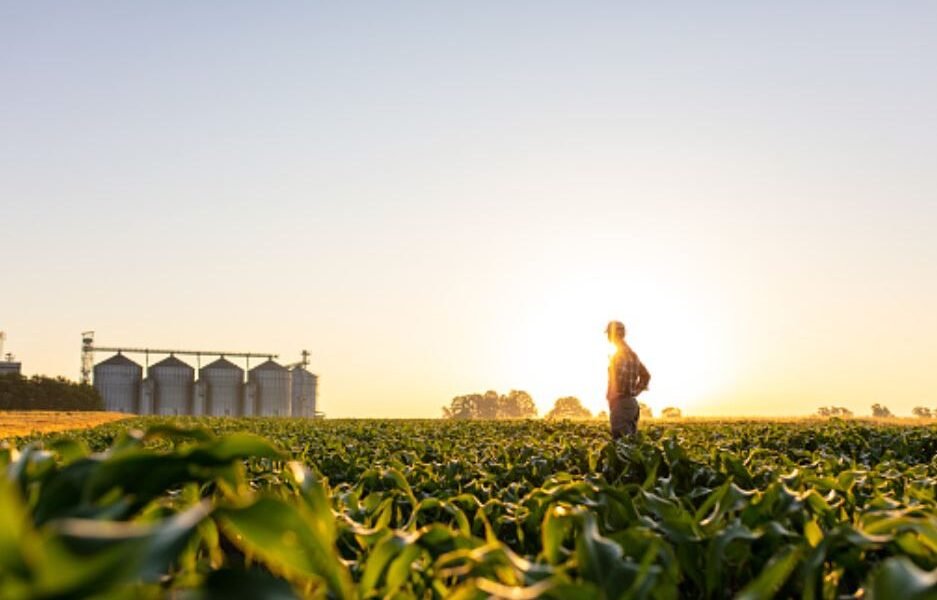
left=3, top=3, right=936, bottom=416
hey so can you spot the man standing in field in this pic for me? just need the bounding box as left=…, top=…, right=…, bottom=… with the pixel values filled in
left=606, top=320, right=651, bottom=439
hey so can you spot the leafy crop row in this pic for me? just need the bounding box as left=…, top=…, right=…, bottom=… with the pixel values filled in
left=2, top=419, right=936, bottom=598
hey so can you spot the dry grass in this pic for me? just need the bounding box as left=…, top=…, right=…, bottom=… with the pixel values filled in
left=0, top=411, right=130, bottom=439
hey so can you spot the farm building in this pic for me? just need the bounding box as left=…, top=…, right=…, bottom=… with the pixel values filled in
left=89, top=342, right=318, bottom=417
left=0, top=360, right=22, bottom=377
left=0, top=331, right=22, bottom=376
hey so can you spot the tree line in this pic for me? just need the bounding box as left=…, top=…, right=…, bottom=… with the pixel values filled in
left=0, top=374, right=103, bottom=411
left=816, top=404, right=937, bottom=419
left=442, top=393, right=683, bottom=420
left=442, top=390, right=538, bottom=419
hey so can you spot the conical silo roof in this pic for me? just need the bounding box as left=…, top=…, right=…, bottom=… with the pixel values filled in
left=151, top=355, right=194, bottom=370
left=249, top=359, right=286, bottom=373
left=97, top=353, right=142, bottom=368
left=202, top=357, right=244, bottom=372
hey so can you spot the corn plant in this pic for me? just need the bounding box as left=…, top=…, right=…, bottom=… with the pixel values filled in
left=1, top=419, right=936, bottom=598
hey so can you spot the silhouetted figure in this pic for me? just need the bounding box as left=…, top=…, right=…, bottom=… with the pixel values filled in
left=606, top=321, right=650, bottom=439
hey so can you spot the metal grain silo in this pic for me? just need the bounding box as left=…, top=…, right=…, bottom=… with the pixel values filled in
left=93, top=353, right=142, bottom=413
left=248, top=359, right=291, bottom=417
left=243, top=381, right=257, bottom=416
left=290, top=367, right=318, bottom=418
left=193, top=381, right=207, bottom=415
left=140, top=379, right=155, bottom=414
left=200, top=357, right=244, bottom=416
left=150, top=355, right=194, bottom=415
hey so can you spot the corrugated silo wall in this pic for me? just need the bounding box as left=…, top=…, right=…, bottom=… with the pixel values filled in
left=252, top=368, right=291, bottom=416
left=202, top=367, right=244, bottom=416
left=307, top=374, right=318, bottom=416
left=93, top=361, right=142, bottom=412
left=151, top=361, right=194, bottom=415
left=244, top=382, right=257, bottom=416
left=291, top=369, right=317, bottom=417
left=140, top=379, right=155, bottom=414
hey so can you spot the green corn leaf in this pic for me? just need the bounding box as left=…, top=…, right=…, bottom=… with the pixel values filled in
left=195, top=568, right=300, bottom=600
left=34, top=500, right=212, bottom=597
left=216, top=497, right=355, bottom=600
left=734, top=545, right=802, bottom=600
left=866, top=557, right=937, bottom=600
left=359, top=532, right=409, bottom=594
left=183, top=432, right=285, bottom=464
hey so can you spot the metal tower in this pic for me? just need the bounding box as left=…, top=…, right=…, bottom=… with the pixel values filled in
left=81, top=331, right=95, bottom=384
left=284, top=350, right=311, bottom=369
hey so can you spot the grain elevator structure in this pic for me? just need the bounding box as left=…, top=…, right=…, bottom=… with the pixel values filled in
left=83, top=333, right=319, bottom=417
left=198, top=358, right=244, bottom=417
left=92, top=354, right=143, bottom=412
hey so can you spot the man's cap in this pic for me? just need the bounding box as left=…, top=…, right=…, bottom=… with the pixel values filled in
left=605, top=320, right=625, bottom=335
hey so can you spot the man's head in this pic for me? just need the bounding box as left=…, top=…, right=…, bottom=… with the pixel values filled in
left=605, top=320, right=626, bottom=344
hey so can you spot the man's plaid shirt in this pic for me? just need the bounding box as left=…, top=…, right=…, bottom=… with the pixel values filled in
left=607, top=344, right=650, bottom=400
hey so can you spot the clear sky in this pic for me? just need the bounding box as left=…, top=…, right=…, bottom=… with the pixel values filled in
left=2, top=2, right=936, bottom=418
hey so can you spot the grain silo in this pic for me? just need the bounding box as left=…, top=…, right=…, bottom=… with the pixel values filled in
left=200, top=357, right=244, bottom=416
left=243, top=381, right=257, bottom=416
left=140, top=379, right=155, bottom=414
left=93, top=353, right=142, bottom=413
left=290, top=367, right=318, bottom=418
left=248, top=359, right=291, bottom=416
left=149, top=355, right=194, bottom=415
left=193, top=381, right=207, bottom=415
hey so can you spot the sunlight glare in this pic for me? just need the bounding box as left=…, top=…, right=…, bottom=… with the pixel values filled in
left=500, top=271, right=735, bottom=418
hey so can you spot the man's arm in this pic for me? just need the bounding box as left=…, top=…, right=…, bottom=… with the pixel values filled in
left=637, top=360, right=651, bottom=392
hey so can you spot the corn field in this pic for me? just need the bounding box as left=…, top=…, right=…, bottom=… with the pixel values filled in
left=2, top=419, right=936, bottom=599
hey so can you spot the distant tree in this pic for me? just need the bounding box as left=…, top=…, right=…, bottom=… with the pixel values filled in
left=661, top=406, right=682, bottom=419
left=871, top=403, right=893, bottom=418
left=0, top=374, right=102, bottom=411
left=912, top=406, right=933, bottom=419
left=818, top=406, right=853, bottom=418
left=595, top=410, right=608, bottom=421
left=639, top=403, right=653, bottom=419
left=498, top=390, right=537, bottom=419
left=476, top=391, right=500, bottom=420
left=443, top=390, right=537, bottom=419
left=442, top=394, right=480, bottom=419
left=545, top=397, right=592, bottom=420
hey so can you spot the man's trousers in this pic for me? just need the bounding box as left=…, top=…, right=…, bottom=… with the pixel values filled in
left=609, top=395, right=639, bottom=439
